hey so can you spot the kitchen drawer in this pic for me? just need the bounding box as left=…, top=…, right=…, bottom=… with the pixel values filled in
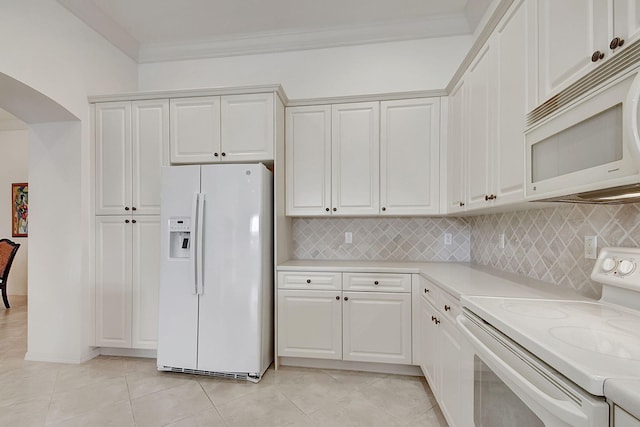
left=419, top=276, right=440, bottom=307
left=343, top=273, right=411, bottom=293
left=277, top=271, right=342, bottom=291
left=439, top=289, right=461, bottom=323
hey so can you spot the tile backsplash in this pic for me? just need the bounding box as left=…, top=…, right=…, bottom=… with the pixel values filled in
left=469, top=203, right=640, bottom=299
left=291, top=204, right=640, bottom=300
left=292, top=217, right=470, bottom=262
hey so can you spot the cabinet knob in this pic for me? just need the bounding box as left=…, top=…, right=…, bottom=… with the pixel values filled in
left=125, top=207, right=130, bottom=211
left=325, top=208, right=330, bottom=212
left=444, top=305, right=451, bottom=311
left=344, top=296, right=349, bottom=301
left=374, top=281, right=379, bottom=285
left=336, top=296, right=340, bottom=300
left=591, top=50, right=605, bottom=62
left=214, top=152, right=219, bottom=157
left=485, top=195, right=490, bottom=201
left=333, top=208, right=337, bottom=212
left=610, top=37, right=625, bottom=50
left=424, top=288, right=429, bottom=293
left=132, top=207, right=137, bottom=211
left=435, top=318, right=440, bottom=325
left=221, top=152, right=226, bottom=157
left=306, top=279, right=311, bottom=284
left=125, top=219, right=130, bottom=223
left=132, top=219, right=137, bottom=224
left=459, top=202, right=465, bottom=207
left=382, top=207, right=386, bottom=211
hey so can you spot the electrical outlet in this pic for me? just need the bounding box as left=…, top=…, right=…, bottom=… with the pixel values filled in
left=444, top=233, right=452, bottom=246
left=498, top=233, right=505, bottom=249
left=584, top=236, right=597, bottom=259
left=345, top=232, right=352, bottom=244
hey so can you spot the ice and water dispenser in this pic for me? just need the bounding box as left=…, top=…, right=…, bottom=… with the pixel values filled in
left=169, top=218, right=191, bottom=259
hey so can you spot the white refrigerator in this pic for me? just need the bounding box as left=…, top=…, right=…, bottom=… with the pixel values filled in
left=157, top=163, right=273, bottom=382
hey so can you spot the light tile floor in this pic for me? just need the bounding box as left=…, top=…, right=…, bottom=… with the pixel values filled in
left=1, top=296, right=448, bottom=426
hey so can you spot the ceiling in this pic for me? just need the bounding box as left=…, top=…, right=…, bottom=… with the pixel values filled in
left=57, top=0, right=491, bottom=63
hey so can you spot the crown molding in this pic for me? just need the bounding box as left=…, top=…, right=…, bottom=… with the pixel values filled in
left=137, top=14, right=471, bottom=63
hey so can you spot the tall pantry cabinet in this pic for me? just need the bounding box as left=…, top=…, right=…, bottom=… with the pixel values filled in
left=94, top=100, right=167, bottom=349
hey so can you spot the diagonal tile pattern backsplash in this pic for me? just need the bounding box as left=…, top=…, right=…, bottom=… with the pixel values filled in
left=292, top=217, right=470, bottom=262
left=469, top=203, right=640, bottom=299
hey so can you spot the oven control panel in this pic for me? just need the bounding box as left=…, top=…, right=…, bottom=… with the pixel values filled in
left=591, top=247, right=640, bottom=290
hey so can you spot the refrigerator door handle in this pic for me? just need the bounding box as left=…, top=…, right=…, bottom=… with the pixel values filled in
left=195, top=192, right=205, bottom=295
left=190, top=192, right=199, bottom=295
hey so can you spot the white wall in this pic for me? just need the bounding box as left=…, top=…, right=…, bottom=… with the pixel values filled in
left=0, top=0, right=138, bottom=363
left=0, top=129, right=28, bottom=296
left=139, top=36, right=472, bottom=98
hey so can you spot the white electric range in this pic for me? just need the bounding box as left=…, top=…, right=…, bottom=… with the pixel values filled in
left=459, top=247, right=640, bottom=427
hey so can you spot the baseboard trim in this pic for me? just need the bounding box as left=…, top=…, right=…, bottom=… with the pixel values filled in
left=24, top=347, right=100, bottom=364
left=99, top=347, right=157, bottom=358
left=278, top=357, right=422, bottom=376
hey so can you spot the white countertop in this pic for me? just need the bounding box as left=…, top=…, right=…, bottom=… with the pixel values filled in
left=605, top=379, right=640, bottom=419
left=278, top=260, right=588, bottom=301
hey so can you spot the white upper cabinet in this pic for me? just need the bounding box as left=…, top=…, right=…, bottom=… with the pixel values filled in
left=285, top=105, right=332, bottom=216
left=537, top=0, right=640, bottom=102
left=380, top=98, right=440, bottom=215
left=221, top=93, right=274, bottom=162
left=465, top=43, right=494, bottom=211
left=96, top=100, right=168, bottom=215
left=286, top=98, right=441, bottom=216
left=492, top=0, right=532, bottom=205
left=447, top=80, right=467, bottom=214
left=332, top=102, right=380, bottom=216
left=171, top=93, right=276, bottom=164
left=170, top=96, right=222, bottom=164
left=457, top=0, right=531, bottom=211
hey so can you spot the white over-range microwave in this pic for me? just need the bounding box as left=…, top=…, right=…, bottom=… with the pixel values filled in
left=526, top=42, right=640, bottom=204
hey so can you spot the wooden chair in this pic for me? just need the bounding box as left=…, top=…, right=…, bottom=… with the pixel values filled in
left=0, top=239, right=20, bottom=308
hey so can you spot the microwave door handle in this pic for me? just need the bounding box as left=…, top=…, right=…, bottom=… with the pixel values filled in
left=457, top=315, right=589, bottom=426
left=625, top=72, right=640, bottom=159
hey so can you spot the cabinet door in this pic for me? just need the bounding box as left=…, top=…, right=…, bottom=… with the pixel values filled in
left=439, top=316, right=463, bottom=427
left=170, top=97, right=221, bottom=164
left=614, top=0, right=640, bottom=48
left=343, top=291, right=411, bottom=364
left=131, top=216, right=160, bottom=350
left=447, top=80, right=467, bottom=213
left=132, top=100, right=168, bottom=215
left=614, top=405, right=640, bottom=427
left=380, top=98, right=440, bottom=215
left=95, top=102, right=131, bottom=215
left=465, top=44, right=494, bottom=210
left=277, top=289, right=342, bottom=359
left=493, top=0, right=530, bottom=205
left=285, top=106, right=332, bottom=216
left=420, top=296, right=439, bottom=393
left=221, top=93, right=274, bottom=162
left=537, top=0, right=610, bottom=101
left=332, top=102, right=380, bottom=215
left=95, top=216, right=132, bottom=348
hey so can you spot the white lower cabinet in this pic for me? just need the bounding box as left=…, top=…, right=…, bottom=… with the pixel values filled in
left=277, top=271, right=412, bottom=365
left=95, top=215, right=160, bottom=349
left=418, top=275, right=471, bottom=427
left=615, top=405, right=640, bottom=427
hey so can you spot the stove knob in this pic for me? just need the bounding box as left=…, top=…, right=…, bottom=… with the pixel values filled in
left=602, top=258, right=617, bottom=273
left=618, top=259, right=636, bottom=276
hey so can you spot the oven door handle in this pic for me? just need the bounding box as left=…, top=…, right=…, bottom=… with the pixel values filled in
left=457, top=314, right=591, bottom=427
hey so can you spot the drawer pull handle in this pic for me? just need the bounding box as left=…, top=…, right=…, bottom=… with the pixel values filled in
left=444, top=305, right=451, bottom=311
left=306, top=279, right=311, bottom=284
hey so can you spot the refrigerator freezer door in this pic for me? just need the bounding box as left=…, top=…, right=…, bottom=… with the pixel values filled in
left=157, top=165, right=201, bottom=371
left=197, top=164, right=269, bottom=373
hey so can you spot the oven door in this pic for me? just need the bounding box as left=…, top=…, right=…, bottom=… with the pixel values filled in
left=458, top=309, right=610, bottom=427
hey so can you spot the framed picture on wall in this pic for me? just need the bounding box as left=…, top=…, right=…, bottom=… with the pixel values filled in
left=11, top=182, right=28, bottom=237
